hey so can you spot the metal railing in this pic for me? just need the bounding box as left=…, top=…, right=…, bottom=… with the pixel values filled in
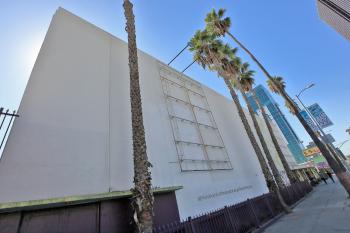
left=0, top=107, right=19, bottom=152
left=153, top=182, right=312, bottom=233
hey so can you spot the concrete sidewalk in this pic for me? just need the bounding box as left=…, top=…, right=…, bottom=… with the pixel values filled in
left=263, top=177, right=350, bottom=233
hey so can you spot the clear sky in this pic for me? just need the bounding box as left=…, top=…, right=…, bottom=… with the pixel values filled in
left=1, top=1, right=350, bottom=155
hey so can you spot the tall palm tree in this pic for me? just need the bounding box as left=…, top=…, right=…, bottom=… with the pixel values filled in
left=205, top=9, right=350, bottom=196
left=189, top=31, right=291, bottom=213
left=267, top=77, right=350, bottom=195
left=278, top=80, right=347, bottom=171
left=252, top=96, right=298, bottom=184
left=232, top=62, right=286, bottom=189
left=238, top=68, right=298, bottom=184
left=123, top=1, right=153, bottom=232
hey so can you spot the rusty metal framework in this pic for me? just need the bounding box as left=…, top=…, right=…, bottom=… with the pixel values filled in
left=0, top=107, right=19, bottom=152
left=158, top=64, right=232, bottom=172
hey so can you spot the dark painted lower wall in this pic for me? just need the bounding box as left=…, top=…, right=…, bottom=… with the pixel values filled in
left=0, top=191, right=180, bottom=233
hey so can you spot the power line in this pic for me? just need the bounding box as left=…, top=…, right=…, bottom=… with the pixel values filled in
left=168, top=43, right=189, bottom=65
left=181, top=60, right=196, bottom=73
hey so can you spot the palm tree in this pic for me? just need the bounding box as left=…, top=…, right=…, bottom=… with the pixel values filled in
left=238, top=72, right=298, bottom=184
left=237, top=63, right=298, bottom=184
left=267, top=77, right=350, bottom=195
left=232, top=62, right=286, bottom=189
left=271, top=78, right=345, bottom=168
left=123, top=1, right=153, bottom=232
left=279, top=82, right=347, bottom=171
left=205, top=9, right=350, bottom=196
left=252, top=95, right=298, bottom=184
left=189, top=31, right=291, bottom=213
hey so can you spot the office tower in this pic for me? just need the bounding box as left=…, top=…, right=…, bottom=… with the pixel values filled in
left=248, top=85, right=306, bottom=163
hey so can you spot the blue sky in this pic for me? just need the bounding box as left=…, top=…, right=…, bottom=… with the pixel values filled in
left=1, top=0, right=350, bottom=155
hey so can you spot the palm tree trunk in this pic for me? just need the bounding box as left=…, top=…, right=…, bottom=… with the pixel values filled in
left=223, top=78, right=291, bottom=213
left=282, top=90, right=350, bottom=196
left=252, top=90, right=298, bottom=184
left=226, top=32, right=272, bottom=81
left=240, top=89, right=286, bottom=190
left=326, top=143, right=347, bottom=171
left=226, top=31, right=350, bottom=197
left=123, top=1, right=154, bottom=232
left=223, top=78, right=272, bottom=188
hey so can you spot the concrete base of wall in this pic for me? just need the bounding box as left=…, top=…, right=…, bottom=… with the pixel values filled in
left=0, top=188, right=180, bottom=233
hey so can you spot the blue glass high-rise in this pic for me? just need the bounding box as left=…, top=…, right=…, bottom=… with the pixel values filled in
left=247, top=85, right=306, bottom=163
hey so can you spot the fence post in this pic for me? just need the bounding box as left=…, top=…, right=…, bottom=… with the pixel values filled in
left=224, top=206, right=238, bottom=233
left=0, top=110, right=16, bottom=150
left=247, top=198, right=260, bottom=227
left=289, top=184, right=295, bottom=203
left=293, top=182, right=299, bottom=195
left=285, top=184, right=294, bottom=205
left=264, top=194, right=275, bottom=216
left=296, top=182, right=304, bottom=197
left=0, top=108, right=6, bottom=130
left=187, top=217, right=197, bottom=233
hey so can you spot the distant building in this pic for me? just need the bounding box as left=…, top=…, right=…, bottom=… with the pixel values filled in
left=248, top=85, right=306, bottom=163
left=268, top=119, right=299, bottom=178
left=304, top=141, right=329, bottom=169
left=306, top=141, right=317, bottom=149
left=317, top=0, right=350, bottom=41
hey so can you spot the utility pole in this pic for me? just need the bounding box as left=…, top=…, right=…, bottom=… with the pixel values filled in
left=295, top=84, right=349, bottom=171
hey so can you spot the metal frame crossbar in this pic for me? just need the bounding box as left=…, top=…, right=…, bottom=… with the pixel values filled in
left=158, top=64, right=232, bottom=171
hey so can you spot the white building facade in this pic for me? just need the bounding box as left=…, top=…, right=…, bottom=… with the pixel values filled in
left=0, top=8, right=293, bottom=218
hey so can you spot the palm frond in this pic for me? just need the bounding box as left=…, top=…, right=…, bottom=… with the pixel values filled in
left=218, top=8, right=226, bottom=18
left=204, top=9, right=230, bottom=37
left=266, top=76, right=286, bottom=94
left=223, top=17, right=231, bottom=28
left=233, top=61, right=255, bottom=92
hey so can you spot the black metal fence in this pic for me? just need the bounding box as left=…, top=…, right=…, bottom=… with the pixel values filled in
left=0, top=107, right=19, bottom=152
left=154, top=181, right=312, bottom=233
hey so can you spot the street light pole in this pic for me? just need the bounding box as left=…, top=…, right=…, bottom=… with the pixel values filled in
left=295, top=84, right=349, bottom=171
left=337, top=140, right=350, bottom=149
left=296, top=84, right=315, bottom=99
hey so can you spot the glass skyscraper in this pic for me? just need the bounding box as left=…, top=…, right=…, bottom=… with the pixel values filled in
left=247, top=85, right=306, bottom=163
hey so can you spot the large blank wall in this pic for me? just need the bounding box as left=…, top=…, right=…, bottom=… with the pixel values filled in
left=0, top=8, right=288, bottom=218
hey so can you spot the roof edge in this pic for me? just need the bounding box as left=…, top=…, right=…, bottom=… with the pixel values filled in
left=0, top=186, right=183, bottom=213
